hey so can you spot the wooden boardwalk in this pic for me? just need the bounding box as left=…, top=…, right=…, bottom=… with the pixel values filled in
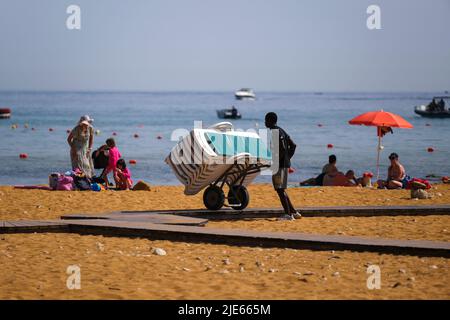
left=0, top=220, right=69, bottom=233
left=61, top=212, right=209, bottom=226
left=65, top=219, right=450, bottom=257
left=1, top=216, right=449, bottom=257
left=115, top=204, right=450, bottom=220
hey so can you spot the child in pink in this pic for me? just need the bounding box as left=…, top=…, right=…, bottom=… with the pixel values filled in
left=115, top=159, right=133, bottom=190
left=101, top=138, right=121, bottom=188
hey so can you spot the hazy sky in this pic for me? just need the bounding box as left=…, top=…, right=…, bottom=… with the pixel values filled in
left=0, top=0, right=448, bottom=91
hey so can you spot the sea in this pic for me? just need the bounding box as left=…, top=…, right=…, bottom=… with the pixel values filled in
left=0, top=91, right=449, bottom=186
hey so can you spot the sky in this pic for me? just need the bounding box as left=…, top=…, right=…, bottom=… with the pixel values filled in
left=0, top=0, right=449, bottom=92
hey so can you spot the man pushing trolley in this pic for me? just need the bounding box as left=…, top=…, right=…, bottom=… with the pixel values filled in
left=165, top=116, right=301, bottom=221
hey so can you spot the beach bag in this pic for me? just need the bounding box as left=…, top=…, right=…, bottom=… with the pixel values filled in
left=91, top=175, right=105, bottom=184
left=49, top=173, right=60, bottom=190
left=91, top=183, right=101, bottom=192
left=92, top=148, right=109, bottom=169
left=56, top=175, right=74, bottom=191
left=74, top=176, right=92, bottom=191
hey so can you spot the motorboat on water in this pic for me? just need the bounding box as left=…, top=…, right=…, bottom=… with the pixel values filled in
left=217, top=106, right=242, bottom=119
left=235, top=88, right=256, bottom=100
left=414, top=96, right=450, bottom=118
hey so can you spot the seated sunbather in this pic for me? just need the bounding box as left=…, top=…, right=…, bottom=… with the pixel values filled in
left=323, top=170, right=358, bottom=187
left=300, top=155, right=338, bottom=186
left=377, top=153, right=406, bottom=189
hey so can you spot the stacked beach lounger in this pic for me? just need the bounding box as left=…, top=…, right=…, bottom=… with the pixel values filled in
left=165, top=122, right=272, bottom=210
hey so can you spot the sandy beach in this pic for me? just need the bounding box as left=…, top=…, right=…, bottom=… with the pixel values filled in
left=1, top=184, right=449, bottom=299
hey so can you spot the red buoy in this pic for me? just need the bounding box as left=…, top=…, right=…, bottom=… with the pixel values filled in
left=327, top=144, right=334, bottom=149
left=19, top=153, right=28, bottom=159
left=129, top=159, right=137, bottom=165
left=0, top=108, right=11, bottom=119
left=112, top=132, right=117, bottom=136
left=427, top=147, right=434, bottom=153
left=157, top=135, right=162, bottom=140
left=288, top=167, right=295, bottom=174
left=134, top=134, right=139, bottom=138
left=49, top=128, right=54, bottom=132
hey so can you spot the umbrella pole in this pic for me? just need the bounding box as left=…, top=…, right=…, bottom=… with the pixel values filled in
left=376, top=133, right=381, bottom=181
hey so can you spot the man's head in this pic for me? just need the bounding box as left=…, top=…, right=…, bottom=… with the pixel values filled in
left=389, top=152, right=399, bottom=163
left=265, top=112, right=278, bottom=128
left=329, top=154, right=337, bottom=164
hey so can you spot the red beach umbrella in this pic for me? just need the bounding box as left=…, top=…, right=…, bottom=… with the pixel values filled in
left=349, top=110, right=413, bottom=179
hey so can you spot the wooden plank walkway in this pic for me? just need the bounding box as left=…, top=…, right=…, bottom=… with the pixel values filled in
left=61, top=213, right=208, bottom=226
left=1, top=218, right=449, bottom=256
left=116, top=205, right=450, bottom=220
left=63, top=219, right=450, bottom=258
left=0, top=220, right=69, bottom=233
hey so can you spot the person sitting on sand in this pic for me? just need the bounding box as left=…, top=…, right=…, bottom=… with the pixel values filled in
left=322, top=154, right=338, bottom=175
left=114, top=159, right=133, bottom=190
left=345, top=170, right=358, bottom=186
left=378, top=153, right=406, bottom=189
left=300, top=155, right=339, bottom=186
left=323, top=170, right=358, bottom=187
left=101, top=138, right=122, bottom=189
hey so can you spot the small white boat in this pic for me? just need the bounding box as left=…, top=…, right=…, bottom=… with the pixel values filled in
left=235, top=88, right=256, bottom=100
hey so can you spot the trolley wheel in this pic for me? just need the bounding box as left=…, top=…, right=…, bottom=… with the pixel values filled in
left=228, top=185, right=249, bottom=210
left=203, top=186, right=225, bottom=210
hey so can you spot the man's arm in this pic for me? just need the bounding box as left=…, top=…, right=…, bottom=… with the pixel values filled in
left=287, top=135, right=296, bottom=159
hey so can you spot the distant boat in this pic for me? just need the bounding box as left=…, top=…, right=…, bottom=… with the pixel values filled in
left=217, top=107, right=242, bottom=119
left=414, top=96, right=450, bottom=118
left=235, top=88, right=256, bottom=100
left=0, top=108, right=11, bottom=119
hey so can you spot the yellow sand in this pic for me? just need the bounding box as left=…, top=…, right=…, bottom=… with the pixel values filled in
left=0, top=184, right=449, bottom=299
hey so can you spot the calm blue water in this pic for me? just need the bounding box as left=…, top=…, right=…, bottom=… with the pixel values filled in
left=0, top=91, right=449, bottom=186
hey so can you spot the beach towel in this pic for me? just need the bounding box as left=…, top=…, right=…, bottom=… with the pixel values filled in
left=406, top=178, right=431, bottom=190
left=14, top=185, right=52, bottom=190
